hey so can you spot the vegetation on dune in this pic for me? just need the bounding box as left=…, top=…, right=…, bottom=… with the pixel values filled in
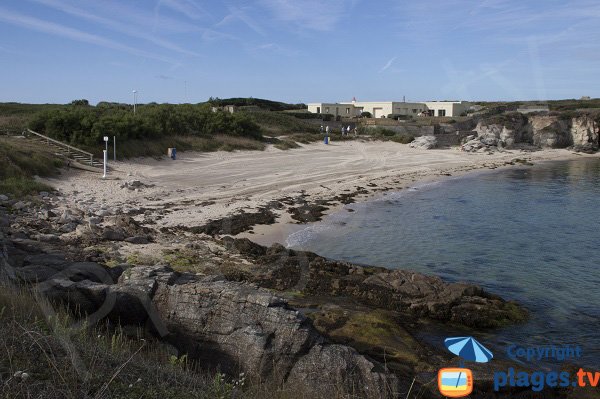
left=28, top=102, right=263, bottom=155
left=0, top=137, right=59, bottom=197
left=241, top=110, right=319, bottom=135
left=207, top=97, right=306, bottom=112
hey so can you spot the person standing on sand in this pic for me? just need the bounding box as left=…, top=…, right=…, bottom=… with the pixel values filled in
left=347, top=125, right=351, bottom=135
left=325, top=125, right=330, bottom=135
left=341, top=126, right=345, bottom=136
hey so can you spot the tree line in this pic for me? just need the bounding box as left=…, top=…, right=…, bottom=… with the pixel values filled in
left=28, top=101, right=262, bottom=147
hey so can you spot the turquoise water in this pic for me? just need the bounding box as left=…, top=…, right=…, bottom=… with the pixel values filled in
left=288, top=158, right=600, bottom=368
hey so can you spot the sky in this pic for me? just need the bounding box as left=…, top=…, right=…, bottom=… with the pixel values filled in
left=0, top=0, right=598, bottom=105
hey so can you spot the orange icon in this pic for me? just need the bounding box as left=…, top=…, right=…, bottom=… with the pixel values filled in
left=438, top=367, right=473, bottom=397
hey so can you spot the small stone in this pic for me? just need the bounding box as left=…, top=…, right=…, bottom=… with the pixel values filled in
left=12, top=201, right=27, bottom=210
left=97, top=209, right=112, bottom=217
left=39, top=191, right=49, bottom=197
left=36, top=234, right=60, bottom=243
left=124, top=236, right=149, bottom=244
left=0, top=194, right=8, bottom=201
left=102, top=229, right=125, bottom=241
left=87, top=217, right=102, bottom=225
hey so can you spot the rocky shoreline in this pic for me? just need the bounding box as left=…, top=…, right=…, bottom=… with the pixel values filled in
left=4, top=188, right=589, bottom=398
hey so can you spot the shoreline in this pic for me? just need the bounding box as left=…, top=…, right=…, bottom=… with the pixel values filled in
left=43, top=142, right=600, bottom=248
left=235, top=146, right=600, bottom=247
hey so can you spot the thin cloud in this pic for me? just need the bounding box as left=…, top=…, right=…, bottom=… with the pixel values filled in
left=379, top=57, right=397, bottom=73
left=259, top=0, right=349, bottom=32
left=30, top=0, right=200, bottom=57
left=155, top=0, right=211, bottom=21
left=0, top=7, right=176, bottom=64
left=216, top=5, right=266, bottom=36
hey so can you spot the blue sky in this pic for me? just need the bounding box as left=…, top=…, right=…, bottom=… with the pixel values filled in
left=0, top=0, right=598, bottom=104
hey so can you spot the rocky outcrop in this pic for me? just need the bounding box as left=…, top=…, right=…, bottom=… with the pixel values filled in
left=1, top=232, right=401, bottom=397
left=409, top=135, right=437, bottom=149
left=529, top=115, right=572, bottom=148
left=471, top=112, right=600, bottom=152
left=223, top=239, right=527, bottom=329
left=570, top=115, right=599, bottom=153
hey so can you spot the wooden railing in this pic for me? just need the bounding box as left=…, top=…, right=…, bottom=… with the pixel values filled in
left=25, top=129, right=95, bottom=166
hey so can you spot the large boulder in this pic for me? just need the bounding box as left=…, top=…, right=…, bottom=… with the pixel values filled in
left=571, top=115, right=599, bottom=152
left=32, top=264, right=401, bottom=396
left=529, top=115, right=572, bottom=148
left=409, top=135, right=437, bottom=149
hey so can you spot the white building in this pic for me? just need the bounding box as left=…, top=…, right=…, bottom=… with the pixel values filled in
left=307, top=99, right=470, bottom=118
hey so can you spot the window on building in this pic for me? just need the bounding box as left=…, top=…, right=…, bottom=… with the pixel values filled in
left=346, top=107, right=350, bottom=114
left=412, top=109, right=417, bottom=113
left=438, top=109, right=446, bottom=116
left=325, top=107, right=329, bottom=113
left=317, top=107, right=321, bottom=113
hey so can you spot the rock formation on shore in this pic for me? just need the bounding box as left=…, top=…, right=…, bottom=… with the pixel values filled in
left=461, top=112, right=599, bottom=153
left=0, top=191, right=533, bottom=397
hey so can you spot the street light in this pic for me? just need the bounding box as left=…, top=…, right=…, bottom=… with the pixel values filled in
left=132, top=90, right=137, bottom=114
left=103, top=136, right=109, bottom=178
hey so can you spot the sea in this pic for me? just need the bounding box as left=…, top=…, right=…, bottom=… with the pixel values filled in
left=286, top=158, right=600, bottom=369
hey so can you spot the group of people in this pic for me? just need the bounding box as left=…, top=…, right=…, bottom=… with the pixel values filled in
left=320, top=125, right=358, bottom=136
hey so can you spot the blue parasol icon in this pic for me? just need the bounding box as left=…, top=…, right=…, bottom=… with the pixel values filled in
left=444, top=336, right=493, bottom=363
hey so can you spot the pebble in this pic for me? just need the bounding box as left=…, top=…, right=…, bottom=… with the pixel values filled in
left=0, top=194, right=8, bottom=201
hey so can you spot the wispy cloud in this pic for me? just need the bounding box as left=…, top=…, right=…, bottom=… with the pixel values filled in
left=30, top=0, right=200, bottom=57
left=259, top=0, right=350, bottom=32
left=0, top=7, right=176, bottom=64
left=379, top=56, right=397, bottom=73
left=216, top=5, right=266, bottom=36
left=155, top=0, right=211, bottom=21
left=252, top=42, right=300, bottom=57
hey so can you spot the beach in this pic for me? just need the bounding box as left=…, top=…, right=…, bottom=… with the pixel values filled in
left=45, top=141, right=598, bottom=244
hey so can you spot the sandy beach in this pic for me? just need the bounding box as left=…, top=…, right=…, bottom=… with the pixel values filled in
left=44, top=141, right=598, bottom=244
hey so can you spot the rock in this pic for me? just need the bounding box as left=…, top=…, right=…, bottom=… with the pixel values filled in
left=0, top=216, right=9, bottom=228
left=97, top=209, right=112, bottom=217
left=59, top=222, right=78, bottom=233
left=39, top=191, right=50, bottom=197
left=0, top=194, right=8, bottom=202
left=101, top=229, right=125, bottom=241
left=34, top=234, right=61, bottom=244
left=573, top=143, right=597, bottom=154
left=87, top=217, right=102, bottom=225
left=570, top=116, right=599, bottom=152
left=529, top=115, right=572, bottom=148
left=59, top=210, right=78, bottom=224
left=12, top=201, right=27, bottom=210
left=286, top=344, right=399, bottom=398
left=35, top=264, right=401, bottom=395
left=409, top=135, right=437, bottom=149
left=124, top=236, right=149, bottom=244
left=129, top=180, right=144, bottom=188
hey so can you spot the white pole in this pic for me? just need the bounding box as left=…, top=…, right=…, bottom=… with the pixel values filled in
left=133, top=90, right=137, bottom=114
left=103, top=150, right=107, bottom=178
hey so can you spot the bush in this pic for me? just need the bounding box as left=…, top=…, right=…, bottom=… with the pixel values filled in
left=360, top=112, right=372, bottom=118
left=386, top=114, right=412, bottom=120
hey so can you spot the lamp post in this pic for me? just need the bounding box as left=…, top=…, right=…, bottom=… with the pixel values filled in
left=103, top=136, right=109, bottom=178
left=132, top=90, right=137, bottom=114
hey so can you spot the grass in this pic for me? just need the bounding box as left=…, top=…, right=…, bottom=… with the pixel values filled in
left=0, top=280, right=387, bottom=398
left=0, top=137, right=60, bottom=197
left=242, top=110, right=319, bottom=135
